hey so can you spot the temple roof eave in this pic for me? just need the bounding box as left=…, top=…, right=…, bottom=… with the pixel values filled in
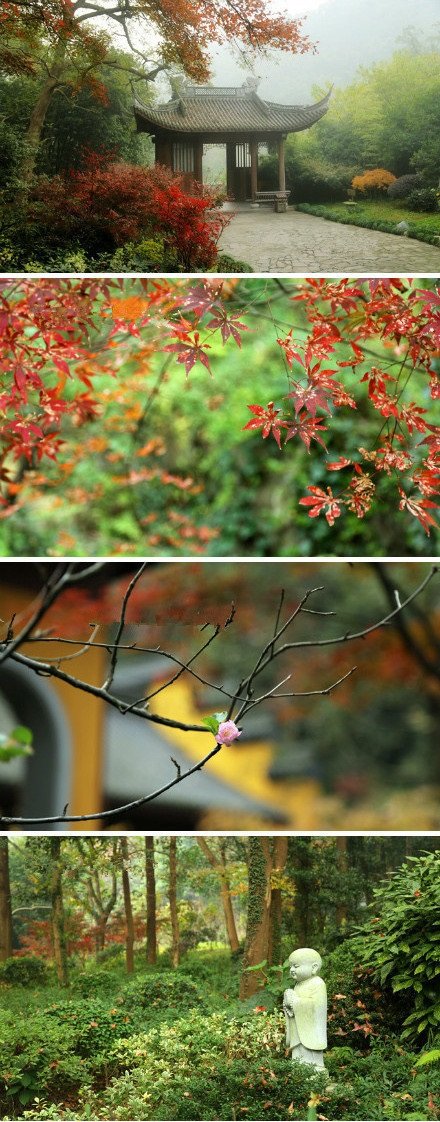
left=134, top=88, right=332, bottom=139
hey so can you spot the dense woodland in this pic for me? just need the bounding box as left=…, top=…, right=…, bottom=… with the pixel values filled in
left=0, top=836, right=439, bottom=1120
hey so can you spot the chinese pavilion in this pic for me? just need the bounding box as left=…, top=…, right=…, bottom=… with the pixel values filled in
left=134, top=78, right=331, bottom=201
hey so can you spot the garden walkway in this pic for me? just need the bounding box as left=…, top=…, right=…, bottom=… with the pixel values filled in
left=218, top=205, right=440, bottom=273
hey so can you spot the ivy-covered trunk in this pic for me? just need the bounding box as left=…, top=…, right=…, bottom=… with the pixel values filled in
left=169, top=837, right=180, bottom=968
left=120, top=838, right=134, bottom=974
left=239, top=838, right=273, bottom=999
left=145, top=836, right=157, bottom=965
left=50, top=838, right=69, bottom=986
left=0, top=838, right=12, bottom=961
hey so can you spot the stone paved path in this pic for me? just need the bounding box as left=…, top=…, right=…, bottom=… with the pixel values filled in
left=218, top=206, right=440, bottom=273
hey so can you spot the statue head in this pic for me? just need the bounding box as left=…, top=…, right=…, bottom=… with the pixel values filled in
left=288, top=947, right=322, bottom=982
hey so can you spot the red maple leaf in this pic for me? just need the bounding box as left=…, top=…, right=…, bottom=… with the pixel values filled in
left=286, top=381, right=333, bottom=417
left=299, top=485, right=342, bottom=525
left=398, top=488, right=439, bottom=535
left=243, top=402, right=288, bottom=448
left=285, top=410, right=328, bottom=452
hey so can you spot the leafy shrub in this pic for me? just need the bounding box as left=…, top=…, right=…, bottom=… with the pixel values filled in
left=324, top=942, right=395, bottom=1050
left=45, top=995, right=140, bottom=1058
left=97, top=1010, right=322, bottom=1121
left=122, top=970, right=204, bottom=1016
left=0, top=1007, right=88, bottom=1112
left=352, top=168, right=397, bottom=195
left=22, top=157, right=229, bottom=270
left=0, top=956, right=49, bottom=986
left=406, top=187, right=438, bottom=213
left=71, top=968, right=118, bottom=998
left=387, top=174, right=423, bottom=199
left=216, top=252, right=253, bottom=273
left=351, top=851, right=440, bottom=1043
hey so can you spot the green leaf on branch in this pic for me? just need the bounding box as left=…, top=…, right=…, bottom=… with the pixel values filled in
left=0, top=725, right=33, bottom=762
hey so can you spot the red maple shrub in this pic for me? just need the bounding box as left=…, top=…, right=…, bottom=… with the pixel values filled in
left=28, top=157, right=229, bottom=269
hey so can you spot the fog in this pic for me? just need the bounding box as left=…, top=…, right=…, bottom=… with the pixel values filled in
left=208, top=0, right=439, bottom=101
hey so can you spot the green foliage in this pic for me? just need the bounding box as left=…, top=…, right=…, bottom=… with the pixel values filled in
left=122, top=970, right=204, bottom=1017
left=293, top=50, right=440, bottom=185
left=406, top=188, right=439, bottom=213
left=71, top=968, right=118, bottom=998
left=45, top=996, right=140, bottom=1058
left=0, top=956, right=48, bottom=986
left=0, top=724, right=33, bottom=762
left=352, top=851, right=440, bottom=1043
left=387, top=174, right=423, bottom=199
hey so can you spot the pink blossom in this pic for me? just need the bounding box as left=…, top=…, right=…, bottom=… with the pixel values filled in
left=215, top=720, right=241, bottom=746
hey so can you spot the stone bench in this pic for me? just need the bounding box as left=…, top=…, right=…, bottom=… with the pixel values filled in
left=254, top=190, right=291, bottom=212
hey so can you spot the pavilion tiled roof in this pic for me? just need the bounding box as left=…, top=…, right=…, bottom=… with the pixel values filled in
left=134, top=83, right=332, bottom=136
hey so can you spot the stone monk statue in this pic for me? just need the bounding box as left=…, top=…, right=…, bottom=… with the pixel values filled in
left=283, top=947, right=327, bottom=1070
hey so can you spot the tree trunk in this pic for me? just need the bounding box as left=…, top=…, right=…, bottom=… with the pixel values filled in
left=0, top=839, right=13, bottom=961
left=239, top=838, right=273, bottom=999
left=145, top=837, right=157, bottom=965
left=22, top=37, right=68, bottom=186
left=268, top=836, right=288, bottom=965
left=120, top=838, right=134, bottom=973
left=50, top=838, right=69, bottom=986
left=169, top=837, right=180, bottom=968
left=196, top=838, right=240, bottom=953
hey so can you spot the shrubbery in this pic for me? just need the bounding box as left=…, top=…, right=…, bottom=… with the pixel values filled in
left=352, top=168, right=397, bottom=195
left=406, top=187, right=438, bottom=213
left=387, top=174, right=423, bottom=199
left=122, top=969, right=204, bottom=1016
left=2, top=158, right=229, bottom=271
left=351, top=851, right=440, bottom=1044
left=0, top=955, right=49, bottom=987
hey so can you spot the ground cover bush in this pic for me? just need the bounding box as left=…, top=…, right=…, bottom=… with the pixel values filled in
left=295, top=200, right=440, bottom=244
left=0, top=956, right=49, bottom=987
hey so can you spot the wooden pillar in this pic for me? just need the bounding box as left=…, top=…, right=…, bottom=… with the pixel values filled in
left=278, top=135, right=286, bottom=192
left=194, top=139, right=203, bottom=186
left=226, top=142, right=236, bottom=198
left=250, top=138, right=258, bottom=200
left=155, top=135, right=172, bottom=171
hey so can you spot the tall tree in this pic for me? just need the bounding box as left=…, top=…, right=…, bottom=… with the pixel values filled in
left=50, top=838, right=69, bottom=986
left=196, top=838, right=240, bottom=953
left=119, top=837, right=134, bottom=974
left=145, top=836, right=157, bottom=966
left=0, top=838, right=13, bottom=961
left=168, top=837, right=180, bottom=968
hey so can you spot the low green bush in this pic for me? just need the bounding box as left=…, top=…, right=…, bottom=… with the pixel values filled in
left=71, top=968, right=119, bottom=998
left=45, top=996, right=140, bottom=1058
left=406, top=187, right=438, bottom=213
left=0, top=956, right=49, bottom=987
left=122, top=970, right=204, bottom=1017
